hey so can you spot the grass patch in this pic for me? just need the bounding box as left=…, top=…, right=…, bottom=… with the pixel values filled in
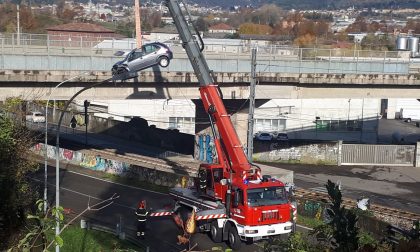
left=50, top=226, right=140, bottom=252
left=297, top=215, right=324, bottom=229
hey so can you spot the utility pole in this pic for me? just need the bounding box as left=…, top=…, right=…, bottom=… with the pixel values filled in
left=17, top=4, right=20, bottom=46
left=246, top=48, right=257, bottom=162
left=134, top=0, right=142, bottom=48
left=84, top=100, right=90, bottom=145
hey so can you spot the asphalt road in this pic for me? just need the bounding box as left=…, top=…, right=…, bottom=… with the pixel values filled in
left=265, top=163, right=420, bottom=214
left=32, top=165, right=265, bottom=252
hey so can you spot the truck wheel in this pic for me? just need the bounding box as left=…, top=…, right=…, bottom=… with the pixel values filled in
left=210, top=220, right=222, bottom=243
left=227, top=225, right=241, bottom=250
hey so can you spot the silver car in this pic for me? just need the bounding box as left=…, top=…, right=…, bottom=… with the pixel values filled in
left=112, top=42, right=173, bottom=75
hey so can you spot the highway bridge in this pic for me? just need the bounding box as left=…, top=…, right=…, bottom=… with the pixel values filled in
left=0, top=44, right=419, bottom=100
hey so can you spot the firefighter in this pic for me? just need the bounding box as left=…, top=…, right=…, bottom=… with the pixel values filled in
left=135, top=200, right=148, bottom=239
left=198, top=168, right=207, bottom=195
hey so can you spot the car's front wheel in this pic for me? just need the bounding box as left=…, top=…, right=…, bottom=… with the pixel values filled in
left=158, top=56, right=170, bottom=67
left=117, top=67, right=128, bottom=75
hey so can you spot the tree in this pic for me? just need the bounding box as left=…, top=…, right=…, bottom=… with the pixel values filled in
left=0, top=101, right=39, bottom=250
left=20, top=5, right=38, bottom=31
left=238, top=23, right=272, bottom=35
left=10, top=194, right=119, bottom=251
left=195, top=17, right=208, bottom=32
left=312, top=180, right=359, bottom=251
left=294, top=33, right=316, bottom=47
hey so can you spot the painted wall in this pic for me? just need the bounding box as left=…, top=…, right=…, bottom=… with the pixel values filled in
left=32, top=143, right=193, bottom=187
left=253, top=141, right=339, bottom=164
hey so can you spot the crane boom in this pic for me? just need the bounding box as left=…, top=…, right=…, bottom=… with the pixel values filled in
left=166, top=0, right=251, bottom=175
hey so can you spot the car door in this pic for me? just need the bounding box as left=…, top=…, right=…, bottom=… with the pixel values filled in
left=141, top=44, right=160, bottom=68
left=126, top=50, right=143, bottom=71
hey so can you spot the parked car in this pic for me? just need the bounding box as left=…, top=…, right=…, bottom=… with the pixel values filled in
left=276, top=133, right=289, bottom=141
left=255, top=132, right=273, bottom=141
left=112, top=42, right=173, bottom=75
left=26, top=112, right=46, bottom=123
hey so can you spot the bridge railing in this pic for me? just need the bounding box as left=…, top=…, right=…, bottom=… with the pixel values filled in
left=0, top=32, right=411, bottom=61
left=0, top=53, right=410, bottom=74
left=0, top=33, right=411, bottom=75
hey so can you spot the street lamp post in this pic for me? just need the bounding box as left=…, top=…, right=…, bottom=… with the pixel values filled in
left=44, top=73, right=88, bottom=214
left=55, top=77, right=114, bottom=252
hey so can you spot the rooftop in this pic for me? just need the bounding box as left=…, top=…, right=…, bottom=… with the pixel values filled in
left=47, top=23, right=115, bottom=33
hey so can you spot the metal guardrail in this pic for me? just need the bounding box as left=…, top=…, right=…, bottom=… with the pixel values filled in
left=0, top=52, right=410, bottom=75
left=0, top=33, right=412, bottom=74
left=0, top=32, right=411, bottom=61
left=81, top=219, right=150, bottom=251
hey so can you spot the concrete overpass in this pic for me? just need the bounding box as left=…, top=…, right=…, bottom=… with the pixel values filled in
left=1, top=44, right=420, bottom=100
left=1, top=69, right=420, bottom=100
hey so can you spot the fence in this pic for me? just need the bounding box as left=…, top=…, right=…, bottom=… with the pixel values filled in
left=0, top=52, right=410, bottom=75
left=254, top=140, right=418, bottom=167
left=77, top=217, right=149, bottom=251
left=341, top=144, right=415, bottom=166
left=0, top=32, right=413, bottom=60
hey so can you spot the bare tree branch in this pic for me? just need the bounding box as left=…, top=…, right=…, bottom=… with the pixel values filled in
left=45, top=193, right=119, bottom=249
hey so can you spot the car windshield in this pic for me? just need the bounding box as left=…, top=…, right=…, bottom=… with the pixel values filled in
left=34, top=113, right=42, bottom=116
left=247, top=187, right=288, bottom=207
left=127, top=51, right=143, bottom=61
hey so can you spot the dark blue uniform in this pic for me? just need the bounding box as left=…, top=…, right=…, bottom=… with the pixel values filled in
left=135, top=208, right=148, bottom=238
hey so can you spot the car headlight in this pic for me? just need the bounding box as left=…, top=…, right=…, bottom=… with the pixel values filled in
left=245, top=230, right=258, bottom=234
left=285, top=225, right=292, bottom=230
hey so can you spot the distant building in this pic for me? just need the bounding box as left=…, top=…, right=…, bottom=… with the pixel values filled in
left=347, top=32, right=368, bottom=43
left=208, top=23, right=236, bottom=34
left=46, top=23, right=122, bottom=47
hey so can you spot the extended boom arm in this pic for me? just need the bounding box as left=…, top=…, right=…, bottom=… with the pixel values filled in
left=166, top=0, right=251, bottom=175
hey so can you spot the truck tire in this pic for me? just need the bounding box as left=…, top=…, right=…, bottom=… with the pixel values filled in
left=210, top=220, right=222, bottom=243
left=227, top=225, right=241, bottom=250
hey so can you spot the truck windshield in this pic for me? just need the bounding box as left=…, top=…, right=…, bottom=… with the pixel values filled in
left=247, top=187, right=287, bottom=207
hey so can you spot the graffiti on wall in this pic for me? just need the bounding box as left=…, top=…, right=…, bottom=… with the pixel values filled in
left=32, top=143, right=130, bottom=175
left=268, top=143, right=302, bottom=161
left=32, top=142, right=198, bottom=188
left=255, top=142, right=338, bottom=163
left=196, top=134, right=217, bottom=164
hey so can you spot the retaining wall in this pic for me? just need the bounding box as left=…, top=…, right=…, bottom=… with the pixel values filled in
left=32, top=143, right=192, bottom=187
left=253, top=141, right=339, bottom=164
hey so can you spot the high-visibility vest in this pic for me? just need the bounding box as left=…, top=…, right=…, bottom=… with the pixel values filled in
left=135, top=208, right=148, bottom=221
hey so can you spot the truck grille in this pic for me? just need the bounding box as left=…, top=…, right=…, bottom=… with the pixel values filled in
left=262, top=210, right=279, bottom=221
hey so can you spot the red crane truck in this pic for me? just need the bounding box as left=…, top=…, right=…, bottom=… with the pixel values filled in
left=164, top=0, right=295, bottom=249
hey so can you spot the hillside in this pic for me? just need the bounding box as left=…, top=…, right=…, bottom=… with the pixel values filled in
left=10, top=0, right=420, bottom=10
left=190, top=0, right=420, bottom=9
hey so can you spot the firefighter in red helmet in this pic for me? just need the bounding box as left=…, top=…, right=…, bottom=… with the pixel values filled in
left=135, top=200, right=148, bottom=239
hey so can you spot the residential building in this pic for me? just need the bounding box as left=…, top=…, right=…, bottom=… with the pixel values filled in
left=208, top=23, right=236, bottom=34
left=46, top=23, right=122, bottom=47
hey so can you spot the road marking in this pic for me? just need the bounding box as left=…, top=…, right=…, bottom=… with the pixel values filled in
left=296, top=224, right=313, bottom=231
left=309, top=187, right=328, bottom=193
left=31, top=177, right=136, bottom=210
left=67, top=170, right=167, bottom=196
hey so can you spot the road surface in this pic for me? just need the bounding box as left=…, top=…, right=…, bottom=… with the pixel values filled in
left=32, top=164, right=265, bottom=252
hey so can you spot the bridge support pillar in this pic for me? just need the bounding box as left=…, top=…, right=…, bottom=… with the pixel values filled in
left=192, top=99, right=269, bottom=161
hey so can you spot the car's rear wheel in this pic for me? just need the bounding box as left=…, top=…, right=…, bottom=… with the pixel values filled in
left=210, top=220, right=222, bottom=243
left=158, top=56, right=170, bottom=67
left=227, top=225, right=241, bottom=250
